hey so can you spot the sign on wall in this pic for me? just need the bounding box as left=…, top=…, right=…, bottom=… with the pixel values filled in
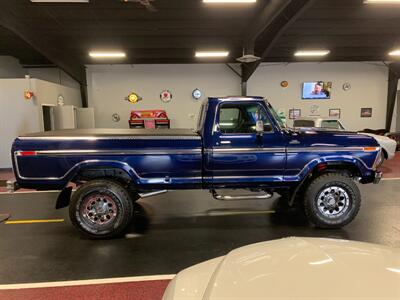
left=160, top=90, right=172, bottom=103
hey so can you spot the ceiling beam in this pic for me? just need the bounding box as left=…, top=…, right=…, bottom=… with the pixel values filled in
left=240, top=0, right=316, bottom=87
left=0, top=3, right=85, bottom=85
left=242, top=0, right=292, bottom=55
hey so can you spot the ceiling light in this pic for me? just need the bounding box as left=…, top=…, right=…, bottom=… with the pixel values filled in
left=30, top=0, right=89, bottom=2
left=203, top=0, right=256, bottom=3
left=294, top=50, right=330, bottom=57
left=195, top=51, right=229, bottom=58
left=89, top=52, right=126, bottom=58
left=389, top=49, right=400, bottom=56
left=364, top=0, right=400, bottom=4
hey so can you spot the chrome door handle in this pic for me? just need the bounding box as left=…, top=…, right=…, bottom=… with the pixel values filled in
left=220, top=141, right=231, bottom=144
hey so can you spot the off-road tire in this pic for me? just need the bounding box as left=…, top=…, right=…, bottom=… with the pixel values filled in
left=304, top=173, right=361, bottom=228
left=69, top=179, right=134, bottom=239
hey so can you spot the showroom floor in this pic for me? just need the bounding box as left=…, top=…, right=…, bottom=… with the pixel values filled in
left=0, top=155, right=399, bottom=299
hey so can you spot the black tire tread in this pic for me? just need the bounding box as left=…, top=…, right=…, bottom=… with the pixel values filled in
left=69, top=179, right=134, bottom=239
left=304, top=173, right=361, bottom=228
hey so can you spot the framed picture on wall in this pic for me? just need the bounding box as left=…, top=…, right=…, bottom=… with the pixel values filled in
left=289, top=109, right=301, bottom=119
left=329, top=108, right=341, bottom=118
left=361, top=108, right=372, bottom=118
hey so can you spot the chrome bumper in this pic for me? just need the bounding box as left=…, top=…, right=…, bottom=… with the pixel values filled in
left=374, top=171, right=382, bottom=184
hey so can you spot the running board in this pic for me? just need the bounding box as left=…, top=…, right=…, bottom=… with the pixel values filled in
left=211, top=190, right=273, bottom=201
left=139, top=190, right=168, bottom=198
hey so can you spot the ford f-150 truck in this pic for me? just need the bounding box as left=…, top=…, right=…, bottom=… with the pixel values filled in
left=11, top=97, right=383, bottom=238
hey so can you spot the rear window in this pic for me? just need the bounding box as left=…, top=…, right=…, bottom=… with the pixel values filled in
left=321, top=120, right=342, bottom=130
left=293, top=120, right=315, bottom=127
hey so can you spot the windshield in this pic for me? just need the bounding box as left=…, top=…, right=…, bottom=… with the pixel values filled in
left=265, top=100, right=286, bottom=129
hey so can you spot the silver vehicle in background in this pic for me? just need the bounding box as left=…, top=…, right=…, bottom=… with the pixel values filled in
left=293, top=117, right=397, bottom=161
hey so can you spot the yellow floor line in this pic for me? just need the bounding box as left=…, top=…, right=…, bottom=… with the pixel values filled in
left=5, top=219, right=64, bottom=225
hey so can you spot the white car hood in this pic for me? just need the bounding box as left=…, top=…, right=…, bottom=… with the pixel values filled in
left=164, top=237, right=400, bottom=300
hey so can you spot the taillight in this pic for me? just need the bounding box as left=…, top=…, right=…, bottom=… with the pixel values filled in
left=18, top=151, right=37, bottom=156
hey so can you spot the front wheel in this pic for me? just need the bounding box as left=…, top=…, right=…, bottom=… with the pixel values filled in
left=303, top=173, right=361, bottom=228
left=69, top=179, right=134, bottom=239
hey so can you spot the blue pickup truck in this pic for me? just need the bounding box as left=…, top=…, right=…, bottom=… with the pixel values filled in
left=11, top=96, right=383, bottom=238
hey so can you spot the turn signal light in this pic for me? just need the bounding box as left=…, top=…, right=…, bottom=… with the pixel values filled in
left=363, top=147, right=379, bottom=152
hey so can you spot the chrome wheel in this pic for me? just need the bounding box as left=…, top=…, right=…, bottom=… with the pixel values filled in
left=317, top=186, right=350, bottom=218
left=81, top=193, right=118, bottom=227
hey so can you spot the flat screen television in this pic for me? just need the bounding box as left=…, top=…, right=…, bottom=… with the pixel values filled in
left=302, top=81, right=332, bottom=99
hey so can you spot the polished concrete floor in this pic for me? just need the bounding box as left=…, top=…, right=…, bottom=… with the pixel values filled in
left=0, top=179, right=399, bottom=285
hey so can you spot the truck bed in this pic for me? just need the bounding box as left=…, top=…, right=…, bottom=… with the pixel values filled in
left=19, top=128, right=200, bottom=138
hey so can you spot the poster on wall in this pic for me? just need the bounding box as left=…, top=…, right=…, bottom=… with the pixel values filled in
left=329, top=108, right=341, bottom=118
left=289, top=109, right=301, bottom=119
left=361, top=108, right=372, bottom=118
left=302, top=81, right=332, bottom=100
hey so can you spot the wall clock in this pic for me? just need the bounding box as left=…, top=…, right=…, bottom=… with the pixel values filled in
left=112, top=113, right=120, bottom=122
left=192, top=88, right=202, bottom=100
left=342, top=82, right=351, bottom=91
left=310, top=104, right=320, bottom=115
left=57, top=94, right=65, bottom=106
left=160, top=90, right=172, bottom=103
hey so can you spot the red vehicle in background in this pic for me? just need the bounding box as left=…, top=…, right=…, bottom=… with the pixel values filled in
left=129, top=109, right=170, bottom=129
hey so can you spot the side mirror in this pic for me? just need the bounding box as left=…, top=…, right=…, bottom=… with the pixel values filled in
left=255, top=120, right=264, bottom=135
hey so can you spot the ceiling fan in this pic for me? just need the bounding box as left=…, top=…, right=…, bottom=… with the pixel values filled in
left=122, top=0, right=157, bottom=12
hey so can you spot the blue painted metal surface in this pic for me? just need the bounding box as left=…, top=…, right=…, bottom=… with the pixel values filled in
left=11, top=96, right=381, bottom=191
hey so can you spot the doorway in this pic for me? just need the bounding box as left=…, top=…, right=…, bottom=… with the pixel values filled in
left=42, top=105, right=55, bottom=131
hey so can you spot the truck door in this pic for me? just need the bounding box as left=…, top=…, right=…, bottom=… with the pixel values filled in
left=209, top=101, right=286, bottom=187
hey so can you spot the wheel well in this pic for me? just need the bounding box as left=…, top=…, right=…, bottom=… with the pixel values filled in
left=311, top=162, right=361, bottom=178
left=73, top=167, right=132, bottom=185
left=288, top=162, right=361, bottom=207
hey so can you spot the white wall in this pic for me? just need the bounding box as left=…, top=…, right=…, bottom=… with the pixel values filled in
left=248, top=62, right=389, bottom=131
left=87, top=64, right=241, bottom=129
left=0, top=78, right=81, bottom=168
left=87, top=62, right=390, bottom=132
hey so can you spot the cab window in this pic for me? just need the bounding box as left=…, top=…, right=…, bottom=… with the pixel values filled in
left=321, top=120, right=342, bottom=130
left=293, top=120, right=315, bottom=127
left=219, top=103, right=273, bottom=134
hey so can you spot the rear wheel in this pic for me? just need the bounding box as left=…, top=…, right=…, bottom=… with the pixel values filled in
left=69, top=179, right=134, bottom=239
left=303, top=173, right=361, bottom=228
